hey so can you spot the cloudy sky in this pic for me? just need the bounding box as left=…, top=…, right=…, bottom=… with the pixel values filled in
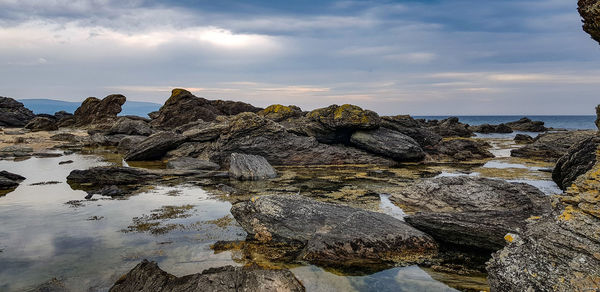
left=1, top=0, right=599, bottom=115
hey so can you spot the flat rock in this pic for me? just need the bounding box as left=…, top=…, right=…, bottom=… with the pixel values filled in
left=110, top=260, right=304, bottom=292
left=166, top=157, right=220, bottom=170
left=349, top=127, right=425, bottom=161
left=231, top=194, right=437, bottom=267
left=229, top=153, right=276, bottom=180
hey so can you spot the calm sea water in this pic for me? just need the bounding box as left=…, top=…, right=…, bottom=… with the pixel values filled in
left=414, top=115, right=596, bottom=130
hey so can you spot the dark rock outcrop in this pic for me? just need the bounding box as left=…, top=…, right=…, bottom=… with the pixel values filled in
left=469, top=123, right=513, bottom=134
left=393, top=176, right=550, bottom=250
left=511, top=130, right=596, bottom=161
left=150, top=89, right=261, bottom=129
left=0, top=170, right=25, bottom=190
left=579, top=0, right=600, bottom=45
left=117, top=135, right=148, bottom=153
left=72, top=94, right=126, bottom=128
left=108, top=117, right=153, bottom=136
left=229, top=153, right=277, bottom=180
left=0, top=97, right=35, bottom=127
left=110, top=260, right=304, bottom=292
left=24, top=117, right=58, bottom=132
left=166, top=157, right=220, bottom=170
left=553, top=136, right=600, bottom=190
left=426, top=117, right=473, bottom=138
left=231, top=194, right=437, bottom=267
left=514, top=133, right=534, bottom=144
left=380, top=115, right=442, bottom=147
left=349, top=127, right=425, bottom=161
left=125, top=131, right=187, bottom=161
left=430, top=138, right=494, bottom=161
left=505, top=117, right=547, bottom=132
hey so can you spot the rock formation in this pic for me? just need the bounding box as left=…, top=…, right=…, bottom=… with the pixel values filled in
left=505, top=117, right=547, bottom=132
left=553, top=136, right=600, bottom=190
left=511, top=130, right=595, bottom=161
left=579, top=0, right=600, bottom=44
left=72, top=94, right=126, bottom=128
left=228, top=153, right=277, bottom=180
left=0, top=97, right=35, bottom=127
left=24, top=117, right=59, bottom=132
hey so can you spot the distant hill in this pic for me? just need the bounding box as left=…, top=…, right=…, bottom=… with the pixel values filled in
left=18, top=99, right=162, bottom=118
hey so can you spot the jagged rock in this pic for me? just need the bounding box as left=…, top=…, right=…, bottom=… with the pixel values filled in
left=513, top=133, right=534, bottom=144
left=393, top=176, right=551, bottom=250
left=54, top=111, right=73, bottom=121
left=0, top=97, right=35, bottom=127
left=125, top=131, right=187, bottom=161
left=67, top=167, right=160, bottom=188
left=0, top=170, right=25, bottom=190
left=24, top=117, right=58, bottom=132
left=469, top=123, right=513, bottom=134
left=553, top=136, right=600, bottom=190
left=116, top=135, right=147, bottom=153
left=430, top=138, right=493, bottom=161
left=89, top=133, right=128, bottom=147
left=72, top=94, right=126, bottom=128
left=50, top=133, right=81, bottom=142
left=109, top=260, right=304, bottom=292
left=511, top=130, right=596, bottom=161
left=150, top=89, right=261, bottom=129
left=166, top=157, right=220, bottom=170
left=426, top=117, right=473, bottom=138
left=380, top=115, right=442, bottom=147
left=229, top=153, right=277, bottom=180
left=505, top=117, right=547, bottom=132
left=349, top=127, right=425, bottom=161
left=108, top=117, right=153, bottom=136
left=258, top=104, right=303, bottom=122
left=231, top=194, right=437, bottom=267
left=282, top=116, right=350, bottom=144
left=579, top=0, right=600, bottom=45
left=307, top=104, right=380, bottom=130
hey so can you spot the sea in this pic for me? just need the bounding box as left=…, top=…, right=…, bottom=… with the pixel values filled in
left=414, top=115, right=597, bottom=130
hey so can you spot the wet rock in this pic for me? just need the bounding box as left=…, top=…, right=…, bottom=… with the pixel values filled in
left=511, top=130, right=595, bottom=161
left=552, top=136, right=600, bottom=190
left=513, top=133, right=534, bottom=144
left=72, top=94, right=126, bottom=128
left=108, top=117, right=153, bottom=136
left=427, top=117, right=473, bottom=138
left=430, top=138, right=493, bottom=161
left=33, top=152, right=63, bottom=158
left=229, top=153, right=277, bottom=180
left=58, top=160, right=73, bottom=165
left=0, top=145, right=34, bottom=157
left=258, top=104, right=303, bottom=122
left=125, top=131, right=187, bottom=161
left=505, top=117, right=547, bottom=132
left=380, top=115, right=442, bottom=147
left=0, top=170, right=25, bottom=189
left=109, top=259, right=304, bottom=292
left=67, top=167, right=160, bottom=188
left=394, top=176, right=551, bottom=250
left=150, top=88, right=261, bottom=129
left=31, top=277, right=68, bottom=292
left=579, top=0, right=600, bottom=45
left=166, top=157, right=220, bottom=170
left=0, top=96, right=35, bottom=127
left=231, top=194, right=438, bottom=267
left=349, top=127, right=425, bottom=161
left=24, top=117, right=58, bottom=132
left=468, top=123, right=513, bottom=134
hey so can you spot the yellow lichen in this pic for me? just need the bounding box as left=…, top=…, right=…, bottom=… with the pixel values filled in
left=263, top=104, right=293, bottom=114
left=558, top=205, right=575, bottom=221
left=504, top=234, right=515, bottom=243
left=528, top=216, right=541, bottom=220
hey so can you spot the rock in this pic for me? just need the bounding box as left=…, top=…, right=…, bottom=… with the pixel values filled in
left=89, top=133, right=127, bottom=147
left=511, top=130, right=596, bottom=161
left=427, top=117, right=473, bottom=138
left=50, top=133, right=81, bottom=142
left=469, top=123, right=513, bottom=134
left=125, top=131, right=187, bottom=161
left=579, top=0, right=600, bottom=45
left=505, top=117, right=547, bottom=132
left=150, top=88, right=261, bottom=129
left=108, top=117, right=153, bottom=136
left=0, top=97, right=35, bottom=127
left=231, top=194, right=437, bottom=267
left=307, top=104, right=380, bottom=130
left=109, top=259, right=304, bottom=292
left=430, top=138, right=493, bottom=161
left=166, top=157, right=220, bottom=170
left=117, top=135, right=150, bottom=153
left=59, top=160, right=73, bottom=165
left=393, top=176, right=551, bottom=250
left=0, top=170, right=25, bottom=190
left=33, top=152, right=63, bottom=158
left=552, top=136, right=600, bottom=190
left=513, top=133, right=534, bottom=144
left=54, top=111, right=73, bottom=121
left=0, top=145, right=33, bottom=158
left=67, top=167, right=160, bottom=188
left=72, top=94, right=126, bottom=128
left=258, top=104, right=303, bottom=122
left=380, top=115, right=442, bottom=147
left=349, top=127, right=425, bottom=161
left=31, top=278, right=68, bottom=292
left=229, top=153, right=277, bottom=180
left=24, top=117, right=58, bottom=132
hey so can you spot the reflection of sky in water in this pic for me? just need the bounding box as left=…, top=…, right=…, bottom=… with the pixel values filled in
left=378, top=194, right=406, bottom=220
left=435, top=171, right=479, bottom=178
left=474, top=131, right=540, bottom=139
left=482, top=161, right=540, bottom=170
left=508, top=179, right=562, bottom=195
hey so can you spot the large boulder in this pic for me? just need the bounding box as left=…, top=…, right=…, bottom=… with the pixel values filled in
left=511, top=130, right=596, bottom=161
left=24, top=116, right=58, bottom=132
left=257, top=104, right=303, bottom=122
left=72, top=94, right=126, bottom=128
left=553, top=136, right=600, bottom=190
left=426, top=117, right=473, bottom=138
left=579, top=0, right=600, bottom=45
left=392, top=176, right=551, bottom=250
left=469, top=123, right=513, bottom=134
left=231, top=194, right=438, bottom=267
left=514, top=133, right=534, bottom=144
left=0, top=97, right=35, bottom=127
left=380, top=115, right=442, bottom=147
left=229, top=153, right=277, bottom=180
left=430, top=138, right=494, bottom=161
left=108, top=117, right=153, bottom=136
left=505, top=117, right=547, bottom=132
left=110, top=260, right=304, bottom=292
left=150, top=88, right=261, bottom=129
left=125, top=131, right=187, bottom=161
left=349, top=127, right=425, bottom=161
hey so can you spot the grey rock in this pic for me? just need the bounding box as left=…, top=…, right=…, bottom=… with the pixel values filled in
left=511, top=130, right=596, bottom=161
left=430, top=138, right=493, bottom=161
left=426, top=117, right=473, bottom=138
left=73, top=94, right=126, bottom=128
left=24, top=117, right=58, bottom=132
left=229, top=153, right=277, bottom=180
left=108, top=117, right=153, bottom=136
left=0, top=97, right=35, bottom=127
left=349, top=127, right=425, bottom=161
left=469, top=123, right=513, bottom=134
left=0, top=170, right=25, bottom=190
left=116, top=135, right=147, bottom=153
left=166, top=157, right=220, bottom=170
left=552, top=136, right=600, bottom=190
left=380, top=115, right=442, bottom=147
left=30, top=278, right=68, bottom=292
left=125, top=131, right=187, bottom=161
left=505, top=117, right=547, bottom=132
left=513, top=133, right=534, bottom=144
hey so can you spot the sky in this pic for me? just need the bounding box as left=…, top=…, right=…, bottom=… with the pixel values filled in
left=0, top=0, right=599, bottom=115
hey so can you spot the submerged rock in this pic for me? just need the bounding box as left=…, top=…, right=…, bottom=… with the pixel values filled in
left=511, top=130, right=595, bottom=161
left=393, top=176, right=550, bottom=250
left=349, top=127, right=425, bottom=161
left=0, top=96, right=35, bottom=127
left=505, top=117, right=547, bottom=132
left=553, top=136, right=600, bottom=190
left=110, top=259, right=304, bottom=292
left=231, top=194, right=437, bottom=267
left=24, top=117, right=58, bottom=132
left=166, top=157, right=220, bottom=170
left=229, top=153, right=277, bottom=180
left=125, top=131, right=187, bottom=161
